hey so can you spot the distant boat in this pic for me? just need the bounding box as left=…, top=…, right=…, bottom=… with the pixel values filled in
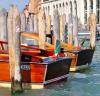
left=46, top=32, right=95, bottom=71
left=62, top=48, right=94, bottom=71
left=78, top=31, right=100, bottom=41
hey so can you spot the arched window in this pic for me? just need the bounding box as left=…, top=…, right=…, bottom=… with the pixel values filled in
left=48, top=6, right=50, bottom=10
left=43, top=7, right=45, bottom=12
left=84, top=0, right=87, bottom=24
left=74, top=0, right=77, bottom=16
left=70, top=1, right=72, bottom=14
left=48, top=6, right=50, bottom=14
left=45, top=7, right=48, bottom=14
left=63, top=2, right=65, bottom=8
left=90, top=0, right=93, bottom=13
left=56, top=4, right=58, bottom=8
left=66, top=2, right=68, bottom=6
left=43, top=7, right=46, bottom=13
left=96, top=0, right=100, bottom=24
left=59, top=3, right=61, bottom=8
left=53, top=5, right=55, bottom=9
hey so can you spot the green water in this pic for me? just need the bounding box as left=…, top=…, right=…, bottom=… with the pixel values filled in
left=0, top=41, right=100, bottom=96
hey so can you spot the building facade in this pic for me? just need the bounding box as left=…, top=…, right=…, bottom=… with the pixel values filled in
left=41, top=0, right=100, bottom=25
left=28, top=0, right=41, bottom=14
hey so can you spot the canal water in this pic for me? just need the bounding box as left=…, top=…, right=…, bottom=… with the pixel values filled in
left=0, top=41, right=100, bottom=96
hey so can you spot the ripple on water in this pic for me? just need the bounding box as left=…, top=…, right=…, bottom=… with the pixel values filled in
left=69, top=73, right=88, bottom=79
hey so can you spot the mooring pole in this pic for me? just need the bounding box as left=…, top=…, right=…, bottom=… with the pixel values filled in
left=34, top=14, right=38, bottom=32
left=60, top=14, right=66, bottom=42
left=33, top=14, right=38, bottom=45
left=7, top=5, right=22, bottom=93
left=29, top=13, right=35, bottom=45
left=38, top=9, right=46, bottom=49
left=46, top=15, right=51, bottom=43
left=29, top=14, right=34, bottom=32
left=0, top=9, right=8, bottom=41
left=53, top=9, right=60, bottom=55
left=68, top=14, right=73, bottom=45
left=53, top=9, right=60, bottom=45
left=87, top=13, right=96, bottom=49
left=20, top=12, right=26, bottom=44
left=20, top=12, right=26, bottom=32
left=73, top=16, right=78, bottom=48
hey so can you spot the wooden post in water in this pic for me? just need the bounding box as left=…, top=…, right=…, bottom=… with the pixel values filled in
left=53, top=10, right=60, bottom=45
left=29, top=14, right=34, bottom=32
left=7, top=5, right=22, bottom=93
left=28, top=14, right=35, bottom=45
left=20, top=12, right=26, bottom=44
left=73, top=16, right=78, bottom=48
left=34, top=14, right=38, bottom=32
left=87, top=13, right=96, bottom=49
left=33, top=14, right=38, bottom=45
left=60, top=14, right=66, bottom=41
left=20, top=12, right=26, bottom=32
left=46, top=15, right=51, bottom=43
left=68, top=14, right=73, bottom=45
left=0, top=9, right=7, bottom=41
left=38, top=9, right=46, bottom=49
left=53, top=9, right=60, bottom=54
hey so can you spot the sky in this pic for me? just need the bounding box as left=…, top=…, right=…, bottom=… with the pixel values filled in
left=0, top=0, right=29, bottom=11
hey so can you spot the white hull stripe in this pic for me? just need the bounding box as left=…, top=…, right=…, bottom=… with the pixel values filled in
left=44, top=74, right=68, bottom=84
left=70, top=64, right=89, bottom=71
left=0, top=82, right=44, bottom=89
